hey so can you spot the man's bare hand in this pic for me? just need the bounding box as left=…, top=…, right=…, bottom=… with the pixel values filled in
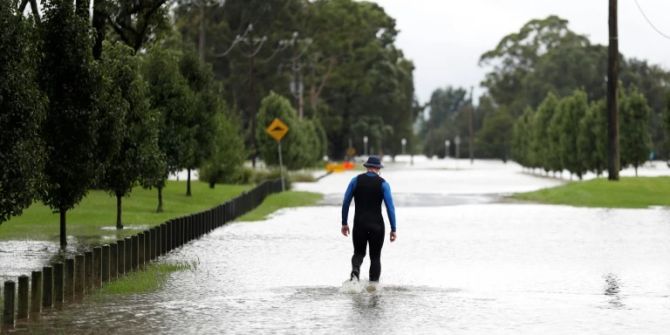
left=390, top=232, right=397, bottom=242
left=341, top=225, right=350, bottom=237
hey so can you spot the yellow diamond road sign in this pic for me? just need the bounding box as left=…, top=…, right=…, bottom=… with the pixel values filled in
left=265, top=118, right=289, bottom=142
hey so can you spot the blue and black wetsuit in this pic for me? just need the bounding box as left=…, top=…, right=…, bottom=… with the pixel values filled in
left=342, top=172, right=396, bottom=282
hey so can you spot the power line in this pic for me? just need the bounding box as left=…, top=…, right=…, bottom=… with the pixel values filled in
left=633, top=0, right=670, bottom=40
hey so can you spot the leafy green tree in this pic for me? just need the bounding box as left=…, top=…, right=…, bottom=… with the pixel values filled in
left=199, top=113, right=246, bottom=188
left=98, top=41, right=162, bottom=229
left=256, top=92, right=320, bottom=169
left=620, top=86, right=652, bottom=176
left=555, top=90, right=589, bottom=179
left=511, top=108, right=534, bottom=168
left=39, top=0, right=102, bottom=247
left=0, top=1, right=46, bottom=223
left=538, top=93, right=563, bottom=173
left=143, top=44, right=194, bottom=212
left=475, top=107, right=514, bottom=161
left=178, top=48, right=221, bottom=196
left=578, top=100, right=607, bottom=176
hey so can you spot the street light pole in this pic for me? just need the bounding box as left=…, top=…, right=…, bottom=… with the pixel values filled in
left=445, top=140, right=450, bottom=159
left=401, top=138, right=407, bottom=155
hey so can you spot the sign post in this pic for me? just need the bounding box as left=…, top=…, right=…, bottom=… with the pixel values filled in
left=265, top=118, right=289, bottom=191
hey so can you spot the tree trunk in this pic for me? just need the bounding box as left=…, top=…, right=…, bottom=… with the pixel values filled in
left=92, top=0, right=107, bottom=60
left=59, top=208, right=67, bottom=248
left=186, top=168, right=192, bottom=196
left=156, top=186, right=164, bottom=213
left=116, top=193, right=123, bottom=230
left=607, top=0, right=620, bottom=181
left=209, top=180, right=216, bottom=189
left=635, top=165, right=638, bottom=177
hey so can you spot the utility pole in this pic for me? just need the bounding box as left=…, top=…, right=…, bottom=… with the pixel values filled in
left=468, top=86, right=474, bottom=165
left=607, top=0, right=620, bottom=180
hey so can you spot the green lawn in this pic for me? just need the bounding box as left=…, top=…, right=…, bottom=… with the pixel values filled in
left=238, top=191, right=323, bottom=221
left=93, top=262, right=194, bottom=296
left=0, top=181, right=251, bottom=243
left=512, top=177, right=670, bottom=208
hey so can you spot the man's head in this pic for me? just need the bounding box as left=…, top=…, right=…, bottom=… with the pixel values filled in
left=363, top=156, right=383, bottom=173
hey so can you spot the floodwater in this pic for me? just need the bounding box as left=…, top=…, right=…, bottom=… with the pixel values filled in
left=8, top=158, right=670, bottom=334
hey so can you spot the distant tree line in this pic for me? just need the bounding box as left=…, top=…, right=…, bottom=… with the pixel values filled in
left=420, top=16, right=670, bottom=163
left=511, top=87, right=651, bottom=178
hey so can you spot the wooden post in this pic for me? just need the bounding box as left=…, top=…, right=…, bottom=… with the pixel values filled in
left=131, top=235, right=139, bottom=271
left=64, top=259, right=75, bottom=302
left=161, top=223, right=167, bottom=255
left=93, top=247, right=102, bottom=288
left=84, top=251, right=93, bottom=292
left=607, top=0, right=620, bottom=180
left=53, top=263, right=64, bottom=307
left=30, top=271, right=42, bottom=314
left=2, top=281, right=15, bottom=328
left=124, top=237, right=132, bottom=273
left=144, top=229, right=153, bottom=263
left=17, top=276, right=29, bottom=320
left=117, top=240, right=125, bottom=276
left=74, top=255, right=84, bottom=297
left=41, top=266, right=53, bottom=308
left=138, top=233, right=145, bottom=270
left=102, top=245, right=110, bottom=283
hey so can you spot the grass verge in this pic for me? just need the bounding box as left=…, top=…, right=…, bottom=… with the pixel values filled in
left=237, top=191, right=323, bottom=221
left=93, top=262, right=194, bottom=297
left=512, top=176, right=670, bottom=208
left=0, top=181, right=251, bottom=243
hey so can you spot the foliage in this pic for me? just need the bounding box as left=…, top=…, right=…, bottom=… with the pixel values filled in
left=475, top=107, right=514, bottom=161
left=39, top=0, right=103, bottom=246
left=143, top=44, right=194, bottom=181
left=619, top=86, right=652, bottom=175
left=174, top=0, right=417, bottom=160
left=97, top=41, right=163, bottom=228
left=0, top=1, right=45, bottom=222
left=256, top=92, right=321, bottom=169
left=555, top=90, right=589, bottom=178
left=199, top=113, right=246, bottom=188
left=479, top=15, right=670, bottom=161
left=577, top=100, right=607, bottom=176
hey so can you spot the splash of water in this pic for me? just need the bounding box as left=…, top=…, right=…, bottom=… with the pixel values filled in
left=340, top=279, right=381, bottom=294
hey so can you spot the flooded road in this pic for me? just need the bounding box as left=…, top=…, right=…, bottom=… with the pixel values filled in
left=11, top=159, right=670, bottom=334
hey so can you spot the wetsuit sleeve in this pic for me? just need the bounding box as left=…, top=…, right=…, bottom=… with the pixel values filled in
left=341, top=177, right=357, bottom=225
left=382, top=181, right=397, bottom=232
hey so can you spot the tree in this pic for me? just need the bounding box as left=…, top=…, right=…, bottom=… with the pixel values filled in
left=256, top=92, right=320, bottom=169
left=511, top=108, right=534, bottom=168
left=537, top=93, right=563, bottom=173
left=578, top=100, right=608, bottom=176
left=555, top=90, right=589, bottom=179
left=98, top=41, right=162, bottom=229
left=199, top=113, right=246, bottom=188
left=179, top=48, right=220, bottom=196
left=620, top=86, right=652, bottom=176
left=0, top=1, right=46, bottom=223
left=475, top=107, right=514, bottom=161
left=39, top=0, right=102, bottom=248
left=143, top=44, right=194, bottom=212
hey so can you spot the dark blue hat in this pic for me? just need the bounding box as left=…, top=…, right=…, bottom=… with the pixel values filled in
left=363, top=156, right=384, bottom=169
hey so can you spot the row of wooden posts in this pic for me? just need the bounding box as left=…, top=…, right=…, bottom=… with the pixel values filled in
left=1, top=179, right=283, bottom=330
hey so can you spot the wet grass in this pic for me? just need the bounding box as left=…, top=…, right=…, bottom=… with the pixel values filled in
left=0, top=181, right=251, bottom=243
left=238, top=191, right=323, bottom=221
left=92, top=262, right=194, bottom=297
left=512, top=176, right=670, bottom=208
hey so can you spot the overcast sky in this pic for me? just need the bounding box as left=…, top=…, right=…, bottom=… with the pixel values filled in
left=367, top=0, right=670, bottom=104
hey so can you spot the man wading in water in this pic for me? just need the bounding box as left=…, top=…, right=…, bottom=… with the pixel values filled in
left=341, top=156, right=397, bottom=286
